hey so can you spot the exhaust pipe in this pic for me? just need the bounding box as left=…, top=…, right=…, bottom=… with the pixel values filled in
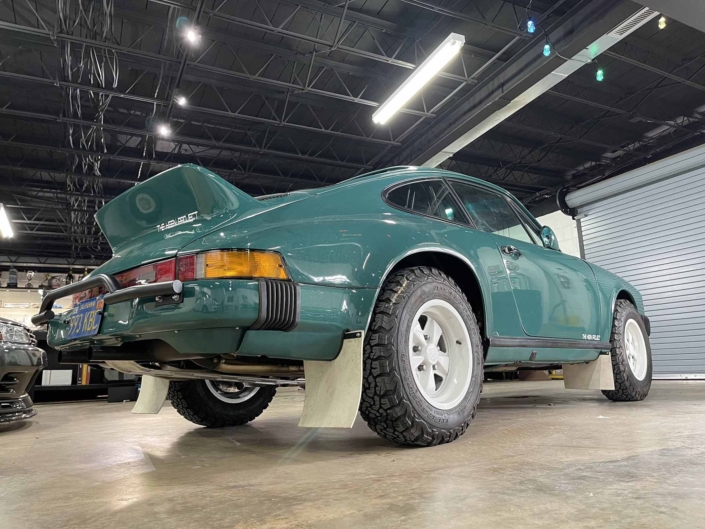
left=214, top=362, right=304, bottom=377
left=58, top=350, right=91, bottom=364
left=58, top=348, right=155, bottom=364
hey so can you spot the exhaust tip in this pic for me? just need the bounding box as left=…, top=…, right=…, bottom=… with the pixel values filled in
left=58, top=349, right=92, bottom=364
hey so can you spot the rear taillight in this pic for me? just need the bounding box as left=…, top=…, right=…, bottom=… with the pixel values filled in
left=179, top=251, right=288, bottom=281
left=194, top=250, right=288, bottom=280
left=115, top=258, right=176, bottom=288
left=71, top=251, right=288, bottom=303
left=177, top=254, right=196, bottom=281
left=72, top=286, right=105, bottom=304
left=72, top=258, right=177, bottom=303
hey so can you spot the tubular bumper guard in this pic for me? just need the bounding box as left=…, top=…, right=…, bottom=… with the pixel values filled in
left=31, top=274, right=183, bottom=326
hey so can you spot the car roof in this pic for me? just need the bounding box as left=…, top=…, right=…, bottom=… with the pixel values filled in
left=323, top=166, right=541, bottom=228
left=251, top=165, right=539, bottom=225
left=332, top=166, right=516, bottom=198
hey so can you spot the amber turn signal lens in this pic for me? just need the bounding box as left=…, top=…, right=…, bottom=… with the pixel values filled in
left=199, top=250, right=289, bottom=280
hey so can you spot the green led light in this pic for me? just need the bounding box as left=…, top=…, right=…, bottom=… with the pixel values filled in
left=596, top=68, right=604, bottom=82
left=543, top=43, right=551, bottom=56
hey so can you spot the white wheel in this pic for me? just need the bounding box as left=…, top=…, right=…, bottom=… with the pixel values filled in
left=205, top=380, right=260, bottom=403
left=408, top=299, right=473, bottom=410
left=624, top=319, right=648, bottom=381
left=360, top=266, right=484, bottom=446
left=603, top=300, right=651, bottom=402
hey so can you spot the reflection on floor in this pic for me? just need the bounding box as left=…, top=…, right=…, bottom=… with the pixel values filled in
left=2, top=380, right=705, bottom=528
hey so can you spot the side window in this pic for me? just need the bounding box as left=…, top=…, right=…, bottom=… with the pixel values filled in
left=512, top=206, right=542, bottom=245
left=450, top=181, right=536, bottom=244
left=386, top=180, right=459, bottom=222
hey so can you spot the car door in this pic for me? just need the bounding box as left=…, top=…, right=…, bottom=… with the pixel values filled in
left=448, top=180, right=602, bottom=341
left=383, top=178, right=527, bottom=339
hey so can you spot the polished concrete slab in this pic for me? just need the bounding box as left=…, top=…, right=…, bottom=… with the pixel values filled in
left=2, top=380, right=704, bottom=529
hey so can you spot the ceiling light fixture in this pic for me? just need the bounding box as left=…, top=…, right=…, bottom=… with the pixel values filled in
left=157, top=124, right=172, bottom=137
left=372, top=33, right=465, bottom=125
left=185, top=27, right=200, bottom=44
left=527, top=18, right=536, bottom=34
left=658, top=16, right=666, bottom=30
left=176, top=95, right=188, bottom=107
left=0, top=204, right=13, bottom=238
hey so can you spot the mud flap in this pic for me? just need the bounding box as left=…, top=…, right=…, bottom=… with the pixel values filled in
left=563, top=354, right=615, bottom=390
left=132, top=375, right=170, bottom=414
left=299, top=331, right=364, bottom=428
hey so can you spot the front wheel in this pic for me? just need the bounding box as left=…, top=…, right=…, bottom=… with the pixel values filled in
left=168, top=380, right=276, bottom=427
left=602, top=300, right=652, bottom=402
left=359, top=267, right=484, bottom=447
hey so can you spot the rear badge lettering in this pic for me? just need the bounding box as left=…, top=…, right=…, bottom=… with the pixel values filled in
left=156, top=211, right=198, bottom=232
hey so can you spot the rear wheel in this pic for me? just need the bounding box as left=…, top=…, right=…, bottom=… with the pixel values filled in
left=168, top=380, right=276, bottom=427
left=602, top=300, right=652, bottom=402
left=359, top=266, right=484, bottom=447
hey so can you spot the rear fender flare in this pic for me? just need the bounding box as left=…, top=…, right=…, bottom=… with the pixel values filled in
left=364, top=246, right=490, bottom=337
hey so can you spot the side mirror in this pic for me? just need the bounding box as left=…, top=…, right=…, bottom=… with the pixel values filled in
left=541, top=226, right=561, bottom=251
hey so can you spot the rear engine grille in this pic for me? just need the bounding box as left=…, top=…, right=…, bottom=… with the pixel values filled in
left=251, top=280, right=300, bottom=332
left=256, top=192, right=291, bottom=201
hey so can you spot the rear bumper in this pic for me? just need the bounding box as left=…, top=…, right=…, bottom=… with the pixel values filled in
left=32, top=274, right=182, bottom=326
left=47, top=279, right=262, bottom=351
left=45, top=279, right=376, bottom=362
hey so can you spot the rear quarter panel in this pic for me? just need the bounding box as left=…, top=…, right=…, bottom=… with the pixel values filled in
left=180, top=173, right=520, bottom=339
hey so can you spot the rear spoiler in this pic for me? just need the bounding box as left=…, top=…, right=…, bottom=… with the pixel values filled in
left=95, top=164, right=263, bottom=251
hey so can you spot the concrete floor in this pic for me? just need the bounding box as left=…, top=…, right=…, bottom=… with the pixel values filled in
left=2, top=381, right=705, bottom=529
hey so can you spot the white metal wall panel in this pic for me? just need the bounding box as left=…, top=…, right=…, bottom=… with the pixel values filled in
left=580, top=165, right=705, bottom=376
left=567, top=143, right=705, bottom=208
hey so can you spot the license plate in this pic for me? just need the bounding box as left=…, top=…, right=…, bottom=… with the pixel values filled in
left=66, top=296, right=104, bottom=340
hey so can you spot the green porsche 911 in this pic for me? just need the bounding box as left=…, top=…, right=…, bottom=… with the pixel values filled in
left=34, top=164, right=652, bottom=446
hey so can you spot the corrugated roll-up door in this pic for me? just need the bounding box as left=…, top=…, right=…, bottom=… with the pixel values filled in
left=568, top=145, right=705, bottom=378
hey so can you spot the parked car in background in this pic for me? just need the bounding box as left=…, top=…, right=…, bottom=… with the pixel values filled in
left=34, top=165, right=652, bottom=446
left=0, top=318, right=46, bottom=423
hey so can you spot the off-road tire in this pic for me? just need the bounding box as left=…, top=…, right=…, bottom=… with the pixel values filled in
left=359, top=266, right=484, bottom=447
left=168, top=380, right=276, bottom=427
left=602, top=300, right=652, bottom=402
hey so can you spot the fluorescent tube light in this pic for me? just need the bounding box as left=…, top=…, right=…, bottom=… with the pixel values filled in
left=0, top=204, right=13, bottom=238
left=372, top=33, right=465, bottom=125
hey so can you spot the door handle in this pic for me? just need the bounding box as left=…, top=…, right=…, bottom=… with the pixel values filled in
left=501, top=245, right=522, bottom=257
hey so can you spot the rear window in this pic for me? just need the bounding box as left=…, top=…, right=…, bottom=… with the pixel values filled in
left=386, top=180, right=458, bottom=222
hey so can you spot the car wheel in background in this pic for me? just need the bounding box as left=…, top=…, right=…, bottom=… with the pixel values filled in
left=168, top=380, right=276, bottom=427
left=359, top=266, right=484, bottom=447
left=602, top=299, right=652, bottom=402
